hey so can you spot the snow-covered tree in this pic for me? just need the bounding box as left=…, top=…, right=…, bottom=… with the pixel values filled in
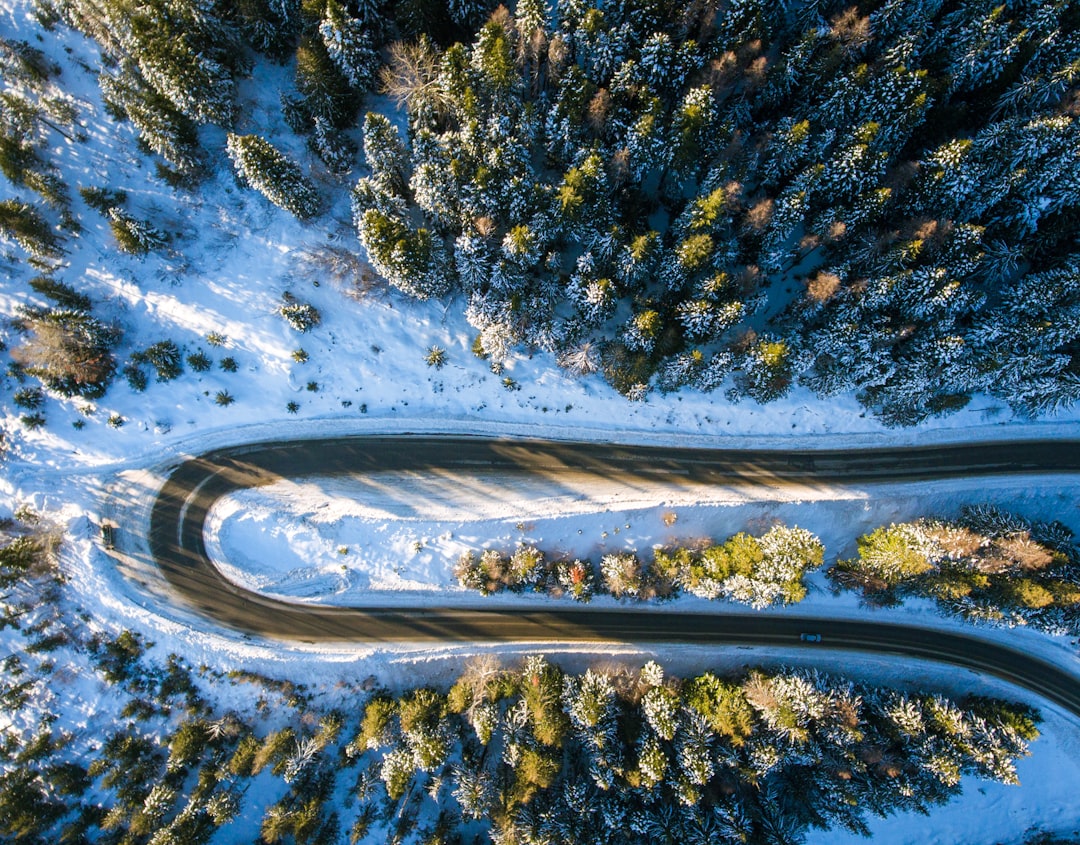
left=319, top=0, right=380, bottom=91
left=226, top=134, right=320, bottom=219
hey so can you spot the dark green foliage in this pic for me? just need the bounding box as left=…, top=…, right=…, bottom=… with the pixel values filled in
left=233, top=0, right=300, bottom=60
left=356, top=209, right=452, bottom=300
left=0, top=89, right=71, bottom=209
left=286, top=400, right=300, bottom=413
left=90, top=629, right=146, bottom=683
left=347, top=0, right=1080, bottom=418
left=0, top=130, right=42, bottom=189
left=0, top=199, right=61, bottom=258
left=107, top=208, right=167, bottom=254
left=226, top=133, right=321, bottom=219
left=336, top=659, right=1038, bottom=844
left=187, top=349, right=211, bottom=372
left=737, top=337, right=794, bottom=403
left=214, top=390, right=234, bottom=406
left=293, top=35, right=360, bottom=129
left=167, top=720, right=209, bottom=771
left=87, top=729, right=163, bottom=808
left=100, top=64, right=206, bottom=177
left=78, top=0, right=242, bottom=132
left=0, top=37, right=58, bottom=85
left=12, top=386, right=44, bottom=409
left=133, top=340, right=183, bottom=381
left=19, top=412, right=46, bottom=430
left=393, top=0, right=456, bottom=43
left=78, top=185, right=127, bottom=214
left=39, top=0, right=1080, bottom=418
left=219, top=356, right=238, bottom=372
left=684, top=672, right=755, bottom=745
left=12, top=308, right=118, bottom=397
left=0, top=767, right=66, bottom=840
left=45, top=762, right=90, bottom=797
left=123, top=362, right=148, bottom=392
left=28, top=276, right=91, bottom=311
left=0, top=535, right=49, bottom=589
left=155, top=654, right=202, bottom=711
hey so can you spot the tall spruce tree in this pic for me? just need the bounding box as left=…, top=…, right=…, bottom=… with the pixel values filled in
left=226, top=134, right=321, bottom=219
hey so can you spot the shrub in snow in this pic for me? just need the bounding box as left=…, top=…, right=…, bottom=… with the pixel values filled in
left=555, top=558, right=594, bottom=602
left=123, top=363, right=147, bottom=392
left=186, top=350, right=211, bottom=372
left=279, top=293, right=321, bottom=332
left=833, top=508, right=1080, bottom=634
left=107, top=208, right=167, bottom=255
left=507, top=545, right=545, bottom=590
left=12, top=387, right=44, bottom=409
left=424, top=345, right=446, bottom=368
left=20, top=412, right=46, bottom=429
left=600, top=552, right=645, bottom=600
left=454, top=551, right=485, bottom=592
left=133, top=340, right=183, bottom=382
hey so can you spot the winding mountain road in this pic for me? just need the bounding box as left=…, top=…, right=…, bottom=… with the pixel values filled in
left=147, top=435, right=1080, bottom=716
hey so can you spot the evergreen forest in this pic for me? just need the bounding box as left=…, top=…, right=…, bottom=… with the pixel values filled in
left=3, top=0, right=1078, bottom=423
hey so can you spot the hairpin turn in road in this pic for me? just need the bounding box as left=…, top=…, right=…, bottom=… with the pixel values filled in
left=145, top=436, right=1080, bottom=717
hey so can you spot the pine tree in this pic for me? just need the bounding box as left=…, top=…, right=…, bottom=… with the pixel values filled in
left=107, top=208, right=167, bottom=255
left=294, top=35, right=360, bottom=128
left=357, top=209, right=454, bottom=299
left=319, top=0, right=380, bottom=91
left=361, top=112, right=410, bottom=197
left=99, top=63, right=204, bottom=177
left=234, top=0, right=301, bottom=59
left=137, top=33, right=235, bottom=126
left=226, top=133, right=321, bottom=219
left=936, top=1, right=1027, bottom=95
left=0, top=199, right=61, bottom=258
left=737, top=336, right=794, bottom=403
left=669, top=85, right=717, bottom=182
left=974, top=258, right=1080, bottom=416
left=13, top=309, right=119, bottom=397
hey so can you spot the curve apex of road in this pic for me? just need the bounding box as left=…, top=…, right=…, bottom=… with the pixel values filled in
left=143, top=434, right=1080, bottom=719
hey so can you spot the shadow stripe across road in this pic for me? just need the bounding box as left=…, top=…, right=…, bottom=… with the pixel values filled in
left=146, top=435, right=1080, bottom=717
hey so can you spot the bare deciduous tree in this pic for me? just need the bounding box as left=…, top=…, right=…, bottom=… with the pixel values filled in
left=379, top=38, right=450, bottom=120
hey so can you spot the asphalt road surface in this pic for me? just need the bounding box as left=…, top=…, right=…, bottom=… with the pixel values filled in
left=147, top=435, right=1080, bottom=716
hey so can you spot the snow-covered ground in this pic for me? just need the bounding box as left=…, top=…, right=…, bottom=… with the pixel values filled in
left=203, top=469, right=1080, bottom=607
left=2, top=0, right=1080, bottom=841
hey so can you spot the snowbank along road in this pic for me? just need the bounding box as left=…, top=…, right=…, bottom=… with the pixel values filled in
left=143, top=435, right=1080, bottom=717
